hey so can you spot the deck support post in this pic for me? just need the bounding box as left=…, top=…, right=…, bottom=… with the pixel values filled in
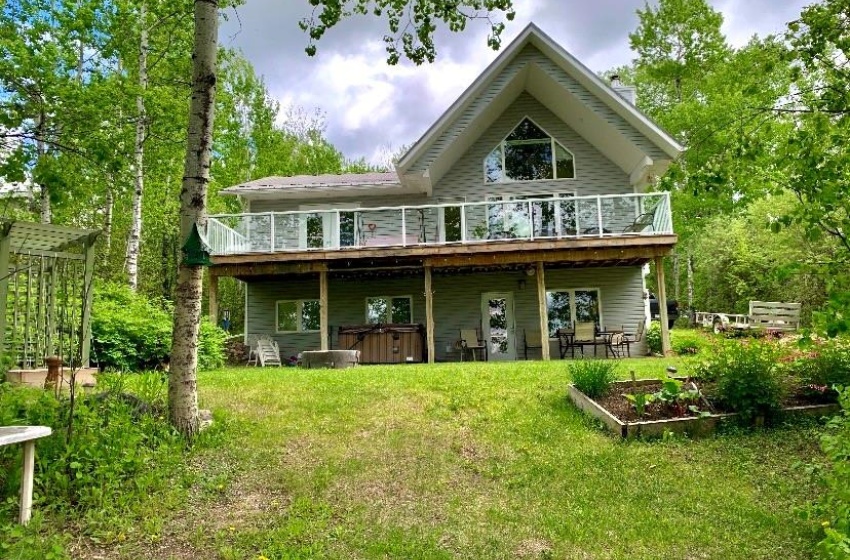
left=80, top=233, right=98, bottom=368
left=654, top=256, right=672, bottom=356
left=424, top=265, right=435, bottom=364
left=535, top=262, right=550, bottom=361
left=208, top=273, right=219, bottom=326
left=0, top=223, right=11, bottom=363
left=319, top=269, right=329, bottom=351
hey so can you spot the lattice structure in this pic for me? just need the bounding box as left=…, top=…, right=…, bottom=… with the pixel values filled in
left=0, top=221, right=98, bottom=369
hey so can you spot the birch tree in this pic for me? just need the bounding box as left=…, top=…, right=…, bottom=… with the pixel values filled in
left=169, top=0, right=517, bottom=436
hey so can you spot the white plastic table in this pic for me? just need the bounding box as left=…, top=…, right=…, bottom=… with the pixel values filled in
left=0, top=426, right=52, bottom=524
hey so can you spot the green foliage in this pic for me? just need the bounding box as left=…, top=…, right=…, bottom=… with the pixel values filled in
left=569, top=359, right=619, bottom=399
left=0, top=378, right=184, bottom=544
left=807, top=387, right=850, bottom=559
left=698, top=341, right=788, bottom=424
left=623, top=391, right=655, bottom=416
left=92, top=283, right=226, bottom=371
left=653, top=376, right=704, bottom=417
left=647, top=321, right=663, bottom=354
left=299, top=1, right=516, bottom=64
left=671, top=329, right=708, bottom=355
left=788, top=338, right=850, bottom=394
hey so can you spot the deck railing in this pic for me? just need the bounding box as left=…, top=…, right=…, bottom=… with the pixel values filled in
left=206, top=192, right=673, bottom=256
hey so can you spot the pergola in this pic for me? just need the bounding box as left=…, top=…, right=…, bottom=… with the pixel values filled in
left=0, top=220, right=99, bottom=369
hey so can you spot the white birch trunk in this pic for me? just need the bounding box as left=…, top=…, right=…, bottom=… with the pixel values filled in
left=126, top=0, right=148, bottom=291
left=687, top=252, right=695, bottom=318
left=672, top=250, right=680, bottom=303
left=103, top=184, right=114, bottom=264
left=169, top=0, right=218, bottom=438
left=36, top=109, right=50, bottom=224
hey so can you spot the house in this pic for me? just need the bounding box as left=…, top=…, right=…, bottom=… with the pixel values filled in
left=206, top=23, right=682, bottom=363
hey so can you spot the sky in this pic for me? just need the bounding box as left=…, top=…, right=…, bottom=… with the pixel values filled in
left=220, top=0, right=811, bottom=165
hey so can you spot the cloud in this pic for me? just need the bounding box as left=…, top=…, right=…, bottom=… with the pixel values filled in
left=221, top=0, right=809, bottom=165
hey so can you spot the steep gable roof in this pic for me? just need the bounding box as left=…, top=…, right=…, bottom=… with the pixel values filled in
left=396, top=23, right=683, bottom=191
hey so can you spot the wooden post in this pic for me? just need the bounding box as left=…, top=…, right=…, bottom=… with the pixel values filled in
left=319, top=269, right=329, bottom=351
left=80, top=233, right=98, bottom=368
left=0, top=223, right=11, bottom=363
left=535, top=262, right=550, bottom=361
left=208, top=273, right=219, bottom=325
left=424, top=265, right=435, bottom=364
left=655, top=256, right=672, bottom=356
left=19, top=440, right=35, bottom=525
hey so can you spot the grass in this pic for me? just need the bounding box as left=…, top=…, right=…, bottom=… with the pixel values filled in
left=78, top=357, right=823, bottom=559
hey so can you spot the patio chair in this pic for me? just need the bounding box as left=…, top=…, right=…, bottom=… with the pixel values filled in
left=614, top=320, right=646, bottom=358
left=523, top=329, right=543, bottom=360
left=622, top=211, right=656, bottom=234
left=556, top=328, right=577, bottom=359
left=458, top=329, right=487, bottom=361
left=254, top=335, right=282, bottom=367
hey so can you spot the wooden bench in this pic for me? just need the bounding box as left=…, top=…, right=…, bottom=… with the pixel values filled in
left=0, top=426, right=52, bottom=524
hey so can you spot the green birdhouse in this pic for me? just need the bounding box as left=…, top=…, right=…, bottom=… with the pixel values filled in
left=182, top=222, right=213, bottom=266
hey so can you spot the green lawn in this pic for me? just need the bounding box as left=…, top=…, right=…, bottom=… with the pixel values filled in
left=114, top=358, right=822, bottom=559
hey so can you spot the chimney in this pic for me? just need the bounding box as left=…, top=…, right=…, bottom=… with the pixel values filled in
left=609, top=74, right=637, bottom=105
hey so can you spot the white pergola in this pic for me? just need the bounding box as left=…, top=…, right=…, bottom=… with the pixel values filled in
left=0, top=220, right=99, bottom=368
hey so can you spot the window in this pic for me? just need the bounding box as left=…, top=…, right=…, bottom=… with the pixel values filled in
left=485, top=118, right=575, bottom=183
left=276, top=300, right=321, bottom=333
left=366, top=296, right=413, bottom=324
left=545, top=288, right=601, bottom=337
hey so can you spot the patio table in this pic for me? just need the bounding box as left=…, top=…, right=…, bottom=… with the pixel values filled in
left=0, top=426, right=52, bottom=524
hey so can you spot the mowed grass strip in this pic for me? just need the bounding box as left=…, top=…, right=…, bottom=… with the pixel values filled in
left=132, top=358, right=820, bottom=560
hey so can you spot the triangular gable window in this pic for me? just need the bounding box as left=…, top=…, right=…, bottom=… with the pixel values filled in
left=485, top=118, right=575, bottom=183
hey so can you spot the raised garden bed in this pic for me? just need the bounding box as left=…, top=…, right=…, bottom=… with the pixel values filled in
left=568, top=378, right=840, bottom=439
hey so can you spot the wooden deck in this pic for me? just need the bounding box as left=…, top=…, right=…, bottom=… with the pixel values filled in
left=210, top=234, right=677, bottom=279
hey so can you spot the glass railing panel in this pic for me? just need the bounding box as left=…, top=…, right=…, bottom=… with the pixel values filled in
left=403, top=206, right=442, bottom=245
left=356, top=209, right=405, bottom=247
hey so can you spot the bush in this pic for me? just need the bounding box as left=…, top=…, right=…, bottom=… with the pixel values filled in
left=809, top=387, right=850, bottom=559
left=0, top=377, right=184, bottom=541
left=646, top=321, right=662, bottom=355
left=570, top=359, right=619, bottom=399
left=92, top=283, right=227, bottom=371
left=788, top=338, right=850, bottom=391
left=671, top=329, right=707, bottom=355
left=698, top=341, right=788, bottom=424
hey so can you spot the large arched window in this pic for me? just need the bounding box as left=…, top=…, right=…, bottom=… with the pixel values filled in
left=484, top=118, right=575, bottom=183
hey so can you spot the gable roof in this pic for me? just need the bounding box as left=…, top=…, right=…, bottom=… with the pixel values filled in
left=395, top=23, right=683, bottom=191
left=220, top=172, right=413, bottom=199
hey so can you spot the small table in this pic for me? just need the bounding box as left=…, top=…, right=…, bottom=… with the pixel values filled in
left=0, top=426, right=52, bottom=524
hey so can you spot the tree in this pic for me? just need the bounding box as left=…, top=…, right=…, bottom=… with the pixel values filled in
left=168, top=0, right=518, bottom=436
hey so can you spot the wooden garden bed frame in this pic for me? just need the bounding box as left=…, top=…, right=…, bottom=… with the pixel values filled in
left=568, top=379, right=840, bottom=439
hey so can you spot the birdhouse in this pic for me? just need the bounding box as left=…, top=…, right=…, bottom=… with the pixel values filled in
left=181, top=222, right=213, bottom=266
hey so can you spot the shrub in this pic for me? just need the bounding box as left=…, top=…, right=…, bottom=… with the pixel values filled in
left=570, top=359, right=619, bottom=399
left=92, top=283, right=227, bottom=371
left=788, top=338, right=850, bottom=392
left=671, top=329, right=707, bottom=355
left=646, top=321, right=662, bottom=355
left=700, top=341, right=788, bottom=424
left=809, top=387, right=850, bottom=559
left=0, top=378, right=184, bottom=539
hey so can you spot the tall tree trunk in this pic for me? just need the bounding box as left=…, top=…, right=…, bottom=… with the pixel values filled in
left=672, top=250, right=680, bottom=303
left=126, top=0, right=148, bottom=291
left=103, top=184, right=114, bottom=265
left=36, top=109, right=50, bottom=224
left=169, top=0, right=218, bottom=438
left=687, top=252, right=695, bottom=316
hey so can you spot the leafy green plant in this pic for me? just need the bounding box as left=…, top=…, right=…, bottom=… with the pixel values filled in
left=705, top=341, right=788, bottom=425
left=570, top=359, right=619, bottom=399
left=623, top=391, right=655, bottom=416
left=91, top=282, right=227, bottom=371
left=652, top=376, right=704, bottom=417
left=646, top=321, right=662, bottom=354
left=788, top=338, right=850, bottom=397
left=671, top=330, right=707, bottom=355
left=807, top=387, right=850, bottom=559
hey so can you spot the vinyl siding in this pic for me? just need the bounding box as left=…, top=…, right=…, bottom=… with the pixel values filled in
left=409, top=44, right=667, bottom=174
left=245, top=265, right=648, bottom=360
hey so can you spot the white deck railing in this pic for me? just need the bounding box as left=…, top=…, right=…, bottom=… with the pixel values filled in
left=206, top=192, right=673, bottom=256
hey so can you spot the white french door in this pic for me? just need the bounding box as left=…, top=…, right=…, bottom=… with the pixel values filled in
left=481, top=292, right=516, bottom=361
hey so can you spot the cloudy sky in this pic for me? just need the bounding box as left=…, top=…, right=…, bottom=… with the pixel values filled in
left=220, top=0, right=810, bottom=164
